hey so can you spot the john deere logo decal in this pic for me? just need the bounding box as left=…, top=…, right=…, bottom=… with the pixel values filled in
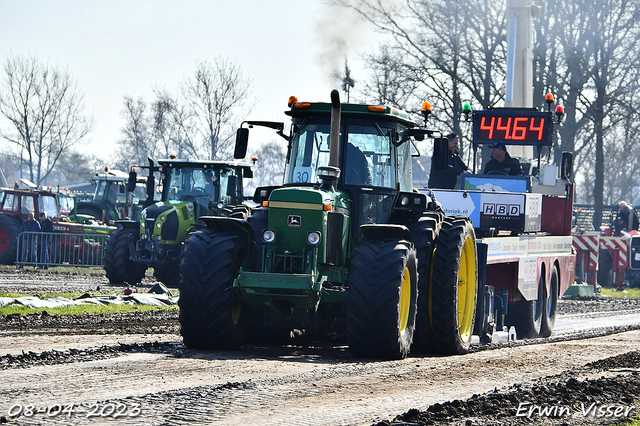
left=288, top=215, right=301, bottom=227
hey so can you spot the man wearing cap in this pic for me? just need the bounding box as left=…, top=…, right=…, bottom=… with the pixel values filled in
left=428, top=133, right=468, bottom=189
left=613, top=201, right=639, bottom=236
left=483, top=142, right=522, bottom=176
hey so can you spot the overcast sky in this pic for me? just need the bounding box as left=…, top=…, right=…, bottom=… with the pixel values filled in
left=0, top=0, right=379, bottom=162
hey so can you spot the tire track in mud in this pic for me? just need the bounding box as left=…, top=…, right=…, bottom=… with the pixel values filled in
left=4, top=331, right=640, bottom=426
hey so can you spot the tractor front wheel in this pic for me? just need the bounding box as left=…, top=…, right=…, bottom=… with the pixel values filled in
left=178, top=230, right=246, bottom=350
left=103, top=228, right=147, bottom=285
left=153, top=260, right=181, bottom=287
left=429, top=217, right=478, bottom=354
left=347, top=238, right=418, bottom=360
left=0, top=216, right=20, bottom=265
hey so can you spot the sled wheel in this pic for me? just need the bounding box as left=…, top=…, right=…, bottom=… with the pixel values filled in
left=540, top=265, right=559, bottom=338
left=103, top=227, right=147, bottom=285
left=429, top=217, right=478, bottom=354
left=508, top=270, right=544, bottom=339
left=178, top=230, right=246, bottom=350
left=347, top=238, right=418, bottom=360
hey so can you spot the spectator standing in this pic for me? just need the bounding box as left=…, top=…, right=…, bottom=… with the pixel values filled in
left=20, top=211, right=41, bottom=266
left=39, top=212, right=54, bottom=268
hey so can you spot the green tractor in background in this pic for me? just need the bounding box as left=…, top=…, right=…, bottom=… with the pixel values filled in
left=178, top=91, right=479, bottom=360
left=103, top=156, right=255, bottom=287
left=73, top=167, right=150, bottom=225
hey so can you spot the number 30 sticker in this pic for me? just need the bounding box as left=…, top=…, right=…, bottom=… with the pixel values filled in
left=293, top=167, right=313, bottom=183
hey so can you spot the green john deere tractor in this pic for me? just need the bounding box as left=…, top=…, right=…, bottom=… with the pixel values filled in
left=103, top=157, right=254, bottom=287
left=178, top=91, right=479, bottom=360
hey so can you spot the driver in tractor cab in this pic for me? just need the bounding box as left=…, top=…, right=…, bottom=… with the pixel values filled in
left=345, top=142, right=372, bottom=186
left=203, top=170, right=217, bottom=197
left=483, top=142, right=522, bottom=176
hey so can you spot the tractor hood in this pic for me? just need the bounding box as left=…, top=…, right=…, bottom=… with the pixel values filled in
left=140, top=200, right=196, bottom=244
left=265, top=186, right=351, bottom=262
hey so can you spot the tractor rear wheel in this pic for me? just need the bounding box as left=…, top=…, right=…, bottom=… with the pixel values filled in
left=347, top=238, right=418, bottom=360
left=179, top=230, right=246, bottom=350
left=153, top=260, right=181, bottom=287
left=540, top=266, right=559, bottom=338
left=103, top=228, right=147, bottom=285
left=429, top=217, right=478, bottom=354
left=0, top=216, right=20, bottom=265
left=508, top=271, right=544, bottom=339
left=409, top=212, right=442, bottom=353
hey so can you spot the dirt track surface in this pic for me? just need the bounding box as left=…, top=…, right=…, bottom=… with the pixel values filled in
left=1, top=270, right=640, bottom=425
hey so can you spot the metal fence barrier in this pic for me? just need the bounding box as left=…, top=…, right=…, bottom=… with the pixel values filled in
left=16, top=231, right=110, bottom=268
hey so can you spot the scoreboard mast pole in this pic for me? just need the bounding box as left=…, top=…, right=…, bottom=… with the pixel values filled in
left=504, top=0, right=540, bottom=160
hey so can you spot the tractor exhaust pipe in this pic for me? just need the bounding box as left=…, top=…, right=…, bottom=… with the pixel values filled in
left=318, top=90, right=342, bottom=192
left=329, top=89, right=341, bottom=168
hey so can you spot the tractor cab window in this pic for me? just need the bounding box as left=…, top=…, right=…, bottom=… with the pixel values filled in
left=397, top=139, right=412, bottom=192
left=218, top=168, right=239, bottom=205
left=39, top=195, right=58, bottom=219
left=58, top=195, right=75, bottom=217
left=21, top=195, right=35, bottom=215
left=2, top=193, right=17, bottom=212
left=133, top=182, right=148, bottom=203
left=345, top=124, right=393, bottom=188
left=285, top=123, right=331, bottom=185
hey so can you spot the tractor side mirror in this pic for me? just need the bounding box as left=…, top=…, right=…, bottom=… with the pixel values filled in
left=234, top=128, right=249, bottom=159
left=127, top=170, right=137, bottom=192
left=561, top=151, right=573, bottom=181
left=432, top=137, right=449, bottom=169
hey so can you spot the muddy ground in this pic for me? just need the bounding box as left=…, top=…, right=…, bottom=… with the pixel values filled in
left=0, top=268, right=640, bottom=425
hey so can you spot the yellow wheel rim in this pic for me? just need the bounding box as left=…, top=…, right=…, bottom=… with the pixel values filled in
left=458, top=234, right=477, bottom=341
left=399, top=267, right=411, bottom=335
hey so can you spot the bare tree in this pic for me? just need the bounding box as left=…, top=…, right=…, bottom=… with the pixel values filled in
left=113, top=97, right=152, bottom=169
left=246, top=139, right=287, bottom=195
left=338, top=0, right=507, bottom=162
left=152, top=88, right=198, bottom=160
left=182, top=58, right=252, bottom=160
left=0, top=55, right=92, bottom=185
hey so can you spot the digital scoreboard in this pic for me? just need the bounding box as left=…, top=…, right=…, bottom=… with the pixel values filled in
left=472, top=109, right=553, bottom=146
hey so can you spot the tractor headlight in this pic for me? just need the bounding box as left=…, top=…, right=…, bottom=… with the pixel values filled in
left=307, top=231, right=321, bottom=245
left=400, top=196, right=410, bottom=206
left=263, top=229, right=276, bottom=243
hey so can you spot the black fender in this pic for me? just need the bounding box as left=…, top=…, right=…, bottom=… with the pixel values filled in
left=198, top=216, right=257, bottom=264
left=358, top=224, right=412, bottom=242
left=115, top=220, right=139, bottom=231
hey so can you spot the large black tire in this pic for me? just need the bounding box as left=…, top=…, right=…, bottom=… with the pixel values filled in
left=103, top=228, right=147, bottom=285
left=597, top=249, right=613, bottom=286
left=409, top=212, right=442, bottom=353
left=540, top=265, right=559, bottom=338
left=429, top=217, right=478, bottom=354
left=507, top=270, right=544, bottom=339
left=178, top=230, right=246, bottom=350
left=153, top=259, right=181, bottom=287
left=347, top=239, right=418, bottom=360
left=0, top=216, right=20, bottom=265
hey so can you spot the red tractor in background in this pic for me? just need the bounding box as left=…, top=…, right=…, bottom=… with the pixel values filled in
left=0, top=183, right=111, bottom=266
